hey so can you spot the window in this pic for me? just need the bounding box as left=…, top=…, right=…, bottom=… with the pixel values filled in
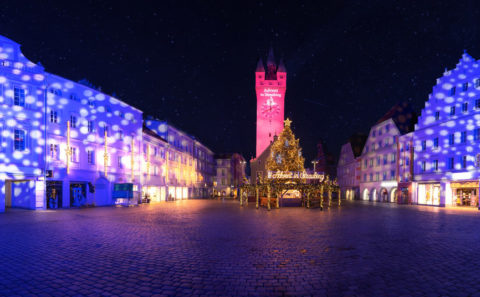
left=461, top=131, right=467, bottom=143
left=154, top=147, right=158, bottom=156
left=391, top=153, right=396, bottom=163
left=14, top=129, right=25, bottom=151
left=422, top=140, right=426, bottom=151
left=385, top=124, right=390, bottom=132
left=476, top=99, right=480, bottom=109
left=70, top=115, right=77, bottom=128
left=435, top=111, right=440, bottom=121
left=450, top=87, right=456, bottom=96
left=476, top=79, right=480, bottom=88
left=449, top=134, right=454, bottom=145
left=376, top=157, right=380, bottom=166
left=363, top=174, right=366, bottom=182
left=406, top=143, right=410, bottom=151
left=390, top=170, right=395, bottom=179
left=382, top=172, right=387, bottom=181
left=433, top=160, right=438, bottom=171
left=463, top=82, right=468, bottom=91
left=372, top=130, right=376, bottom=137
left=50, top=144, right=58, bottom=159
left=369, top=159, right=373, bottom=167
left=448, top=157, right=454, bottom=170
left=87, top=150, right=95, bottom=164
left=105, top=105, right=112, bottom=113
left=117, top=130, right=123, bottom=139
left=50, top=110, right=58, bottom=123
left=364, top=159, right=367, bottom=168
left=88, top=100, right=95, bottom=107
left=378, top=140, right=382, bottom=148
left=383, top=155, right=387, bottom=165
left=461, top=156, right=467, bottom=169
left=378, top=128, right=382, bottom=136
left=88, top=121, right=94, bottom=133
left=462, top=102, right=468, bottom=113
left=434, top=137, right=439, bottom=149
left=13, top=87, right=25, bottom=106
left=365, top=145, right=369, bottom=153
left=406, top=157, right=410, bottom=166
left=450, top=106, right=455, bottom=116
left=369, top=173, right=373, bottom=182
left=375, top=173, right=379, bottom=181
left=118, top=156, right=123, bottom=168
left=475, top=128, right=480, bottom=141
left=70, top=93, right=79, bottom=101
left=50, top=88, right=62, bottom=96
left=70, top=147, right=78, bottom=162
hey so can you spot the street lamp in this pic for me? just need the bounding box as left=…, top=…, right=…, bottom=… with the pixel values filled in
left=311, top=160, right=318, bottom=172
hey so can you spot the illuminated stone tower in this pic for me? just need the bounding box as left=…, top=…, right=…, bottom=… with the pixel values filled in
left=255, top=48, right=287, bottom=157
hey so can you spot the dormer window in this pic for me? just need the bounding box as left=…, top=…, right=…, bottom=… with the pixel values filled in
left=50, top=88, right=62, bottom=96
left=70, top=93, right=79, bottom=101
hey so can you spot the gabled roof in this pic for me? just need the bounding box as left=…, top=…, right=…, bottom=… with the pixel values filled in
left=376, top=101, right=417, bottom=135
left=348, top=133, right=367, bottom=158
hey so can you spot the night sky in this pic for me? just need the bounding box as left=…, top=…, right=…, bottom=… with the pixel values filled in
left=1, top=1, right=480, bottom=165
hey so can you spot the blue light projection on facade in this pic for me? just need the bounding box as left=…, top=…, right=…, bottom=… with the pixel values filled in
left=0, top=35, right=215, bottom=212
left=414, top=52, right=480, bottom=207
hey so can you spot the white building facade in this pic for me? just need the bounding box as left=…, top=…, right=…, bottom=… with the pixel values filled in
left=414, top=52, right=480, bottom=208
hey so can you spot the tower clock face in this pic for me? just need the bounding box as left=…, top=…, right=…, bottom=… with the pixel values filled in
left=261, top=97, right=280, bottom=119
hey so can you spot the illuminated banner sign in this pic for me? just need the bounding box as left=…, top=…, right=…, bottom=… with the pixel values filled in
left=267, top=171, right=324, bottom=181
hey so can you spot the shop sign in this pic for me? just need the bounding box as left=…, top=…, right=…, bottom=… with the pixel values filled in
left=267, top=171, right=325, bottom=181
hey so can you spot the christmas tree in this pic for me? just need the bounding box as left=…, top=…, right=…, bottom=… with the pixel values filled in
left=266, top=118, right=305, bottom=172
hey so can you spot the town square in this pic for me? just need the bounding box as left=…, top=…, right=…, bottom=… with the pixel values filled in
left=2, top=1, right=480, bottom=296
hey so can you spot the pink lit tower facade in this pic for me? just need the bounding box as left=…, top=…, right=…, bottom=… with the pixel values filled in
left=255, top=48, right=287, bottom=157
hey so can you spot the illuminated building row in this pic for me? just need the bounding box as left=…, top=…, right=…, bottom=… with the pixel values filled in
left=0, top=34, right=215, bottom=212
left=338, top=52, right=480, bottom=208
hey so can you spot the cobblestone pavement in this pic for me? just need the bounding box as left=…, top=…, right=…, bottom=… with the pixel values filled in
left=1, top=200, right=480, bottom=297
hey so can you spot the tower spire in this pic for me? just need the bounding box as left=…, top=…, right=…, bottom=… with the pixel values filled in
left=256, top=58, right=265, bottom=72
left=265, top=47, right=277, bottom=80
left=267, top=47, right=275, bottom=66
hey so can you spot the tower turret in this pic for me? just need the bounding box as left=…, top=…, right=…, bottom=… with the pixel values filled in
left=265, top=48, right=277, bottom=80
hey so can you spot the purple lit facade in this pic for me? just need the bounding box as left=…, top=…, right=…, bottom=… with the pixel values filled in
left=414, top=52, right=480, bottom=207
left=0, top=35, right=215, bottom=212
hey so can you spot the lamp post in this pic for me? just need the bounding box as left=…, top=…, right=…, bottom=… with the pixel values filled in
left=311, top=160, right=318, bottom=172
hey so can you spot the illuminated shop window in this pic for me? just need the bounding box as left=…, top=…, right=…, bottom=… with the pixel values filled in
left=13, top=87, right=25, bottom=106
left=450, top=106, right=455, bottom=116
left=87, top=150, right=95, bottom=164
left=462, top=102, right=468, bottom=113
left=14, top=129, right=25, bottom=151
left=447, top=157, right=454, bottom=170
left=462, top=82, right=468, bottom=91
left=450, top=87, right=456, bottom=96
left=50, top=110, right=58, bottom=123
left=70, top=115, right=77, bottom=128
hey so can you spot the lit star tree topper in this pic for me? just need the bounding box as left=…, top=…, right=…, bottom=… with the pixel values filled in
left=266, top=118, right=305, bottom=172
